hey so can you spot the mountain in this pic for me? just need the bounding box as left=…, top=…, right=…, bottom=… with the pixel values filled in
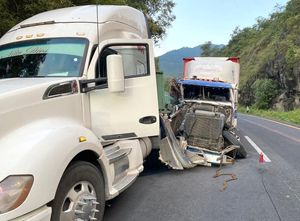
left=158, top=44, right=224, bottom=77
left=158, top=46, right=201, bottom=77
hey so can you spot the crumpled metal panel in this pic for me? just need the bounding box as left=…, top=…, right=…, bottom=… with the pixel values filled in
left=187, top=136, right=224, bottom=151
left=159, top=137, right=184, bottom=170
left=159, top=117, right=196, bottom=169
left=186, top=145, right=237, bottom=165
left=184, top=110, right=225, bottom=151
left=184, top=111, right=224, bottom=139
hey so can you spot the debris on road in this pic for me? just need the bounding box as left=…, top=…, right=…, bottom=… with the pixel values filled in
left=213, top=167, right=238, bottom=192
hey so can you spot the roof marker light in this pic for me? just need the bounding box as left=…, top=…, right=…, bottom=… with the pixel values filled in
left=36, top=33, right=45, bottom=37
left=76, top=32, right=86, bottom=36
left=16, top=36, right=23, bottom=40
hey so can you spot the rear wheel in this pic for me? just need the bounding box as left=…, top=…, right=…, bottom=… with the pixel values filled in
left=223, top=130, right=247, bottom=159
left=51, top=161, right=105, bottom=221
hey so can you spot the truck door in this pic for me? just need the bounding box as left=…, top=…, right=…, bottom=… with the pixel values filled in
left=86, top=39, right=159, bottom=142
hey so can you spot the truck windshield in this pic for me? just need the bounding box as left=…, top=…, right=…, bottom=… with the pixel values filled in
left=0, top=38, right=87, bottom=78
left=183, top=85, right=231, bottom=102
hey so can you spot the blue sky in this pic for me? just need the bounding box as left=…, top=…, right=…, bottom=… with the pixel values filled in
left=154, top=0, right=289, bottom=56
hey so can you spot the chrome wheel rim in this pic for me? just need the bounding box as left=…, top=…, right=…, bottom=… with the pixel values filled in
left=60, top=181, right=100, bottom=221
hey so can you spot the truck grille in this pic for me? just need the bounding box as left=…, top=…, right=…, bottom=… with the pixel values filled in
left=184, top=110, right=225, bottom=151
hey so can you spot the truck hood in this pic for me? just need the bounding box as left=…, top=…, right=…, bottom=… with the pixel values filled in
left=0, top=77, right=84, bottom=180
left=0, top=78, right=78, bottom=137
left=0, top=78, right=70, bottom=96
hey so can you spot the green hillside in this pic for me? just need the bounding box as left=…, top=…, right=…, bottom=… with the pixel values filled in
left=221, top=0, right=300, bottom=110
left=158, top=45, right=202, bottom=77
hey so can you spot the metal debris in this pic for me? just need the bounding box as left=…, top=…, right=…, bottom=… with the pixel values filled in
left=159, top=111, right=239, bottom=169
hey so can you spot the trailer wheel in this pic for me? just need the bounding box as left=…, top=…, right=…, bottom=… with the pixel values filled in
left=223, top=130, right=247, bottom=159
left=51, top=161, right=105, bottom=221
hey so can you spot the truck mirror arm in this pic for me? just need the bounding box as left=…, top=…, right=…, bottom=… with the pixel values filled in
left=80, top=78, right=108, bottom=93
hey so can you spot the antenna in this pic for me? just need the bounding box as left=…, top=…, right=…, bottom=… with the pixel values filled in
left=96, top=1, right=100, bottom=78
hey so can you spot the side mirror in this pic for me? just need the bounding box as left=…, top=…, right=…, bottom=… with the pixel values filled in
left=107, top=54, right=125, bottom=93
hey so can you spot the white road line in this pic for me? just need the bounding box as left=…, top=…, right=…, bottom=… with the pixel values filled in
left=244, top=136, right=271, bottom=162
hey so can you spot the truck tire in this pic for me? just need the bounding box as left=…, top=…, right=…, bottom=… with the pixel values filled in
left=51, top=161, right=105, bottom=221
left=223, top=130, right=247, bottom=159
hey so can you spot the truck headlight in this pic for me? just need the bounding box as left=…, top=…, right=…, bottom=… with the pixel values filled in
left=0, top=176, right=33, bottom=214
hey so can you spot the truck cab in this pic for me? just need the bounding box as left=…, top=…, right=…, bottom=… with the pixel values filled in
left=157, top=56, right=246, bottom=170
left=180, top=57, right=240, bottom=129
left=0, top=5, right=158, bottom=221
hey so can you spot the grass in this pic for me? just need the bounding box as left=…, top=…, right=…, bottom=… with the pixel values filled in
left=238, top=106, right=300, bottom=125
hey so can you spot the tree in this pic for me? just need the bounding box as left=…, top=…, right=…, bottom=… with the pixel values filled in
left=124, top=0, right=175, bottom=43
left=0, top=0, right=73, bottom=37
left=0, top=0, right=16, bottom=36
left=72, top=0, right=125, bottom=5
left=200, top=41, right=222, bottom=56
left=252, top=79, right=278, bottom=109
left=0, top=0, right=175, bottom=44
left=201, top=41, right=213, bottom=56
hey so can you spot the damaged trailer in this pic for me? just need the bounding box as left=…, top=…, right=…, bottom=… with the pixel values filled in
left=158, top=60, right=247, bottom=169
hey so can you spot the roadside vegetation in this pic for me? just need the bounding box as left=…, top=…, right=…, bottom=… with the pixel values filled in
left=222, top=0, right=300, bottom=111
left=201, top=0, right=300, bottom=111
left=238, top=106, right=300, bottom=125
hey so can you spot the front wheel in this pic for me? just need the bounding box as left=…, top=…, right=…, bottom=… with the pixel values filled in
left=223, top=130, right=247, bottom=159
left=51, top=161, right=105, bottom=221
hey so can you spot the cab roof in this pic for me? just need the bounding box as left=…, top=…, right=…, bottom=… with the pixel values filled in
left=9, top=5, right=147, bottom=34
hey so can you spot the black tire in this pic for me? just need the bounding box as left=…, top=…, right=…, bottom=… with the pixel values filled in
left=51, top=161, right=105, bottom=221
left=223, top=130, right=247, bottom=159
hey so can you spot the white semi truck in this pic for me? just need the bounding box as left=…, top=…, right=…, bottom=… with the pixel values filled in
left=0, top=5, right=159, bottom=221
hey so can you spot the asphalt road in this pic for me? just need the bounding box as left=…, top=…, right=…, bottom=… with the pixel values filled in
left=104, top=114, right=300, bottom=221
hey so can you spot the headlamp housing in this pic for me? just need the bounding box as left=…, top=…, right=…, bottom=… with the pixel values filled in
left=0, top=175, right=33, bottom=214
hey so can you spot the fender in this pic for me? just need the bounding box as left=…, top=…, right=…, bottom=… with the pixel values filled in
left=0, top=118, right=103, bottom=220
